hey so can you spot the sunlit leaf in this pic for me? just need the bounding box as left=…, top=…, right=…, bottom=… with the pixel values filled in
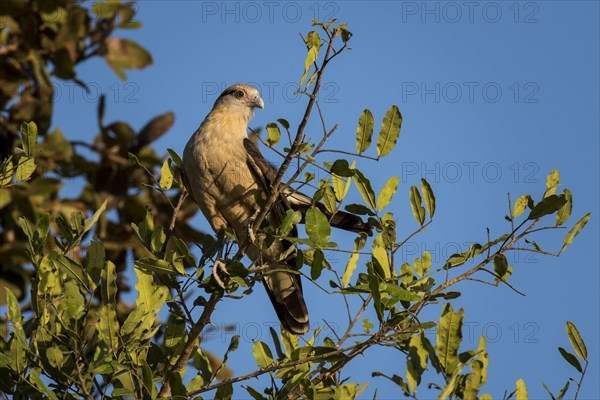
left=266, top=122, right=281, bottom=147
left=560, top=213, right=591, bottom=253
left=556, top=189, right=572, bottom=226
left=436, top=303, right=463, bottom=375
left=376, top=105, right=402, bottom=157
left=352, top=169, right=376, bottom=210
left=252, top=341, right=274, bottom=369
left=516, top=378, right=528, bottom=400
left=421, top=178, right=436, bottom=218
left=377, top=176, right=399, bottom=212
left=356, top=109, right=374, bottom=153
left=159, top=159, right=173, bottom=190
left=544, top=169, right=560, bottom=198
left=566, top=321, right=587, bottom=361
left=305, top=206, right=331, bottom=247
left=409, top=186, right=426, bottom=226
left=513, top=194, right=532, bottom=218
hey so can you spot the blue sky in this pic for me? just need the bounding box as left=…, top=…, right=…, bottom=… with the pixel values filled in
left=52, top=1, right=599, bottom=398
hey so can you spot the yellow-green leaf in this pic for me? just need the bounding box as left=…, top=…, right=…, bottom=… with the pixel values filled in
left=266, top=123, right=281, bottom=147
left=356, top=109, right=374, bottom=154
left=544, top=169, right=560, bottom=198
left=372, top=235, right=390, bottom=279
left=414, top=251, right=431, bottom=276
left=560, top=212, right=591, bottom=253
left=0, top=159, right=13, bottom=187
left=566, top=321, right=587, bottom=361
left=305, top=206, right=331, bottom=248
left=421, top=178, right=436, bottom=218
left=556, top=189, right=572, bottom=226
left=159, top=159, right=173, bottom=190
left=252, top=341, right=274, bottom=368
left=376, top=105, right=402, bottom=157
left=516, top=378, right=528, bottom=400
left=342, top=233, right=367, bottom=287
left=513, top=195, right=532, bottom=217
left=352, top=169, right=376, bottom=210
left=436, top=303, right=464, bottom=374
left=20, top=121, right=38, bottom=156
left=409, top=186, right=426, bottom=226
left=15, top=157, right=36, bottom=181
left=377, top=176, right=399, bottom=212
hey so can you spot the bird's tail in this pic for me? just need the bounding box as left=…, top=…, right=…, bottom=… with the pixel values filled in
left=262, top=268, right=309, bottom=335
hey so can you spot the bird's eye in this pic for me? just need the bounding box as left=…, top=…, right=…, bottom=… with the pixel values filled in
left=235, top=90, right=245, bottom=99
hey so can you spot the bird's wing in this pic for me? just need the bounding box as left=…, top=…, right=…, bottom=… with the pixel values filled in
left=243, top=138, right=309, bottom=335
left=242, top=138, right=293, bottom=230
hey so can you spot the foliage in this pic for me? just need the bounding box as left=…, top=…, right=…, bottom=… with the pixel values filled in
left=0, top=8, right=592, bottom=400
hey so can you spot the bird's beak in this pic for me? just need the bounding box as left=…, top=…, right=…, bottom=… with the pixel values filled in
left=251, top=96, right=264, bottom=109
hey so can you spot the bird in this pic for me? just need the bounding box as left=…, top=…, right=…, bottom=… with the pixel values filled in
left=182, top=84, right=372, bottom=335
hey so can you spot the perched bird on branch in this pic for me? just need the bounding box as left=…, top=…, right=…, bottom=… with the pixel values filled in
left=182, top=84, right=372, bottom=335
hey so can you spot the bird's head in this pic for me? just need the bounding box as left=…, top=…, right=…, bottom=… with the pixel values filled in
left=213, top=84, right=264, bottom=121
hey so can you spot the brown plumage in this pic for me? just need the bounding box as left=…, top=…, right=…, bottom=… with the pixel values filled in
left=182, top=84, right=372, bottom=335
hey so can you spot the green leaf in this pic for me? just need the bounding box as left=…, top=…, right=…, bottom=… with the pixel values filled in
left=252, top=341, right=274, bottom=368
left=368, top=264, right=383, bottom=322
left=159, top=159, right=173, bottom=190
left=20, top=121, right=38, bottom=156
left=406, top=334, right=428, bottom=392
left=362, top=318, right=374, bottom=334
left=281, top=327, right=299, bottom=357
left=29, top=368, right=58, bottom=400
left=300, top=31, right=320, bottom=88
left=372, top=235, right=390, bottom=279
left=566, top=321, right=587, bottom=361
left=99, top=261, right=119, bottom=354
left=400, top=262, right=414, bottom=285
left=409, top=186, right=426, bottom=226
left=86, top=240, right=105, bottom=286
left=414, top=251, right=432, bottom=277
left=556, top=189, right=572, bottom=226
left=15, top=157, right=36, bottom=181
left=516, top=378, right=528, bottom=400
left=105, top=38, right=153, bottom=80
left=493, top=254, right=509, bottom=279
left=436, top=303, right=464, bottom=375
left=167, top=148, right=183, bottom=167
left=279, top=209, right=302, bottom=237
left=420, top=178, right=436, bottom=218
left=84, top=199, right=109, bottom=235
left=561, top=213, right=591, bottom=253
left=513, top=195, right=532, bottom=218
left=0, top=159, right=13, bottom=186
left=352, top=169, right=376, bottom=210
left=54, top=255, right=90, bottom=292
left=266, top=123, right=281, bottom=147
left=344, top=203, right=376, bottom=216
left=356, top=109, right=374, bottom=154
left=558, top=347, right=582, bottom=372
left=377, top=176, right=399, bottom=212
left=342, top=233, right=367, bottom=287
left=310, top=249, right=325, bottom=280
left=305, top=206, right=331, bottom=248
left=544, top=169, right=560, bottom=198
left=376, top=105, right=402, bottom=157
left=527, top=194, right=567, bottom=220
left=215, top=383, right=233, bottom=400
